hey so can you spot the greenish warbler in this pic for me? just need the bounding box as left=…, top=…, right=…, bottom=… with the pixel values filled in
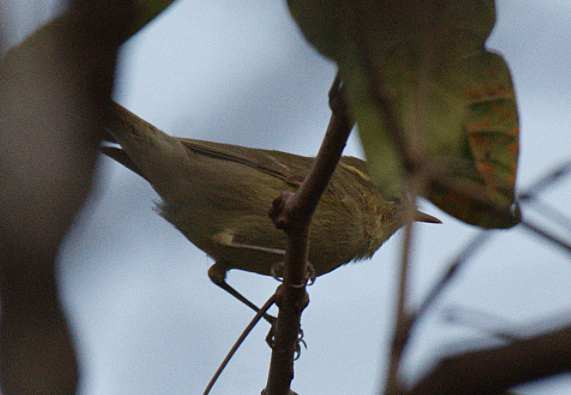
left=101, top=103, right=440, bottom=308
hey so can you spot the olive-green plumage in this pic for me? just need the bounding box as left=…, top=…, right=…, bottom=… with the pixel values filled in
left=101, top=103, right=439, bottom=281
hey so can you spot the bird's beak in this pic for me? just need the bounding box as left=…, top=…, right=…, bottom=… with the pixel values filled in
left=415, top=211, right=441, bottom=224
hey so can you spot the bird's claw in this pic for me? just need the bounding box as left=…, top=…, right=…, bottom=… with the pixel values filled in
left=265, top=324, right=306, bottom=360
left=270, top=261, right=316, bottom=287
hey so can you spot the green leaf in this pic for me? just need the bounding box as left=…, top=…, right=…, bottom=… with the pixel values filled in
left=287, top=0, right=519, bottom=228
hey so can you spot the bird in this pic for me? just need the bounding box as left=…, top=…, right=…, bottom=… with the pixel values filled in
left=100, top=102, right=440, bottom=312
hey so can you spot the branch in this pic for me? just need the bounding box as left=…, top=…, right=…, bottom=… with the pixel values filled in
left=411, top=322, right=571, bottom=394
left=520, top=218, right=571, bottom=255
left=518, top=160, right=571, bottom=201
left=411, top=157, right=571, bottom=328
left=264, top=75, right=353, bottom=395
left=204, top=295, right=276, bottom=395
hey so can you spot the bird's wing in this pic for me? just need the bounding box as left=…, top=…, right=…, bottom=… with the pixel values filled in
left=177, top=138, right=314, bottom=187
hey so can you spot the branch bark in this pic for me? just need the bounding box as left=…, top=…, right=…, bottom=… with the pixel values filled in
left=264, top=77, right=353, bottom=395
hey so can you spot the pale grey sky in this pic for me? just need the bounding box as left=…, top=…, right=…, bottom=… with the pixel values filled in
left=3, top=1, right=571, bottom=394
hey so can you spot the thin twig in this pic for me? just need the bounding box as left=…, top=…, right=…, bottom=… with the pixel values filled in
left=203, top=294, right=276, bottom=395
left=406, top=162, right=571, bottom=394
left=412, top=230, right=492, bottom=323
left=518, top=159, right=571, bottom=201
left=411, top=157, right=571, bottom=328
left=520, top=218, right=571, bottom=255
left=442, top=306, right=521, bottom=342
left=385, top=169, right=432, bottom=394
left=522, top=197, right=571, bottom=232
left=385, top=221, right=414, bottom=395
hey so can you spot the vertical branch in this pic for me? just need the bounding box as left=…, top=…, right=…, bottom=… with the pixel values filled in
left=264, top=76, right=353, bottom=395
left=385, top=223, right=414, bottom=395
left=385, top=171, right=429, bottom=395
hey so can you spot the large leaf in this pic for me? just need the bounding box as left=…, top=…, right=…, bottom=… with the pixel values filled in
left=2, top=0, right=177, bottom=61
left=287, top=0, right=519, bottom=228
left=129, top=0, right=179, bottom=39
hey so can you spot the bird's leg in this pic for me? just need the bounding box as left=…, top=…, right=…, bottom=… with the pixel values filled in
left=266, top=261, right=314, bottom=353
left=208, top=262, right=275, bottom=325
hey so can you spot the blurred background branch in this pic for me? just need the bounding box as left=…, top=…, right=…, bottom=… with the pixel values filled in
left=412, top=320, right=571, bottom=394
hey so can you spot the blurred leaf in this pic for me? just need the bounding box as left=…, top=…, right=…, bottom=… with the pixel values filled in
left=287, top=0, right=519, bottom=228
left=2, top=0, right=177, bottom=57
left=129, top=0, right=179, bottom=38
